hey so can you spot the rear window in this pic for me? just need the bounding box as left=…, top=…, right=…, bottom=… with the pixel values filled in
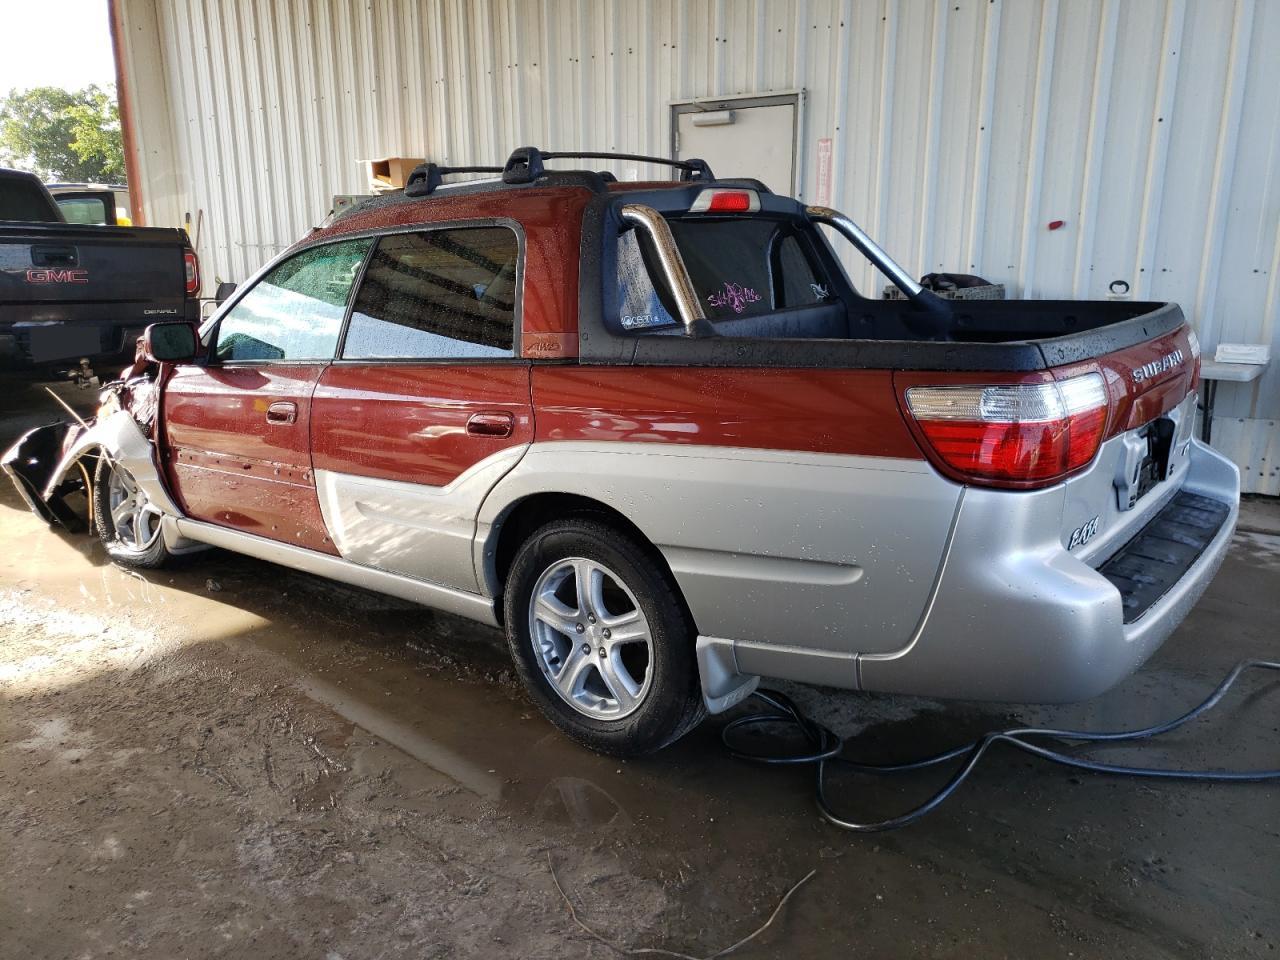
left=616, top=216, right=831, bottom=330
left=0, top=176, right=61, bottom=222
left=56, top=196, right=111, bottom=225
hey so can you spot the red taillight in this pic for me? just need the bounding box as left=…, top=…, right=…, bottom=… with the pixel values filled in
left=689, top=188, right=760, bottom=214
left=184, top=250, right=200, bottom=297
left=905, top=373, right=1108, bottom=488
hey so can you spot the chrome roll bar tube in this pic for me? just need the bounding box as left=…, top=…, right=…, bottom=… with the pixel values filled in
left=619, top=204, right=709, bottom=336
left=805, top=205, right=924, bottom=299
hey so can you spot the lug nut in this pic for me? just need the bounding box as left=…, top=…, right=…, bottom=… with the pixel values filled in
left=588, top=614, right=596, bottom=624
left=574, top=622, right=585, bottom=634
left=598, top=647, right=606, bottom=658
left=602, top=628, right=611, bottom=639
left=580, top=643, right=590, bottom=655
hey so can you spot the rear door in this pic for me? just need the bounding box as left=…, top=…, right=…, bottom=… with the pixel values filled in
left=162, top=237, right=373, bottom=553
left=310, top=224, right=531, bottom=594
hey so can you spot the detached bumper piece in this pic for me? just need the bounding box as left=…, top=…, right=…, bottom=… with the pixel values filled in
left=1098, top=491, right=1232, bottom=624
left=1, top=421, right=84, bottom=528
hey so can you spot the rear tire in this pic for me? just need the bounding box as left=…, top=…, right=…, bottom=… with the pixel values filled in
left=93, top=455, right=170, bottom=568
left=503, top=517, right=705, bottom=756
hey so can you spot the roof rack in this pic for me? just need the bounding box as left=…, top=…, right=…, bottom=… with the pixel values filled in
left=405, top=163, right=503, bottom=198
left=405, top=147, right=716, bottom=197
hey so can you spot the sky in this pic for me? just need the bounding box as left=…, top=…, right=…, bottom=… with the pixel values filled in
left=0, top=0, right=117, bottom=94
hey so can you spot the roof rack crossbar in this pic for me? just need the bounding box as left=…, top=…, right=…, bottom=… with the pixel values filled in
left=502, top=147, right=714, bottom=184
left=405, top=162, right=504, bottom=197
left=405, top=148, right=717, bottom=198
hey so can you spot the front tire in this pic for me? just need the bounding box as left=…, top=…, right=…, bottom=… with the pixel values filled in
left=93, top=455, right=170, bottom=568
left=504, top=517, right=705, bottom=756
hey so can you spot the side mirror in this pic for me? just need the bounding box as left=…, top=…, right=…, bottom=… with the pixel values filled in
left=141, top=321, right=199, bottom=363
left=214, top=281, right=237, bottom=305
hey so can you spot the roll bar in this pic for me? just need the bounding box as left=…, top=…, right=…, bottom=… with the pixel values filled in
left=619, top=204, right=712, bottom=337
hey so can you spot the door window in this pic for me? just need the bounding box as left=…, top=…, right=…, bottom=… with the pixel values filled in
left=342, top=227, right=518, bottom=360
left=215, top=238, right=372, bottom=362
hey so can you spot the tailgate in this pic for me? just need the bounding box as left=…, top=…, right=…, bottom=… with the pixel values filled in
left=0, top=224, right=187, bottom=317
left=0, top=223, right=190, bottom=362
left=1055, top=319, right=1207, bottom=567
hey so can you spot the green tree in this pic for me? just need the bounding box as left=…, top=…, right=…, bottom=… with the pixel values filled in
left=0, top=85, right=125, bottom=183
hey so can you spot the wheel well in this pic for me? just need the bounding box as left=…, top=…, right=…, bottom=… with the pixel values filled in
left=490, top=493, right=693, bottom=628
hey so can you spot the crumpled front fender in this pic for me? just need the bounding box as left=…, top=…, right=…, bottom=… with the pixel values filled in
left=43, top=409, right=184, bottom=516
left=2, top=409, right=184, bottom=529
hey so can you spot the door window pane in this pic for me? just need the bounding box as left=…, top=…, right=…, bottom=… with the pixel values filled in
left=215, top=238, right=372, bottom=362
left=343, top=227, right=518, bottom=360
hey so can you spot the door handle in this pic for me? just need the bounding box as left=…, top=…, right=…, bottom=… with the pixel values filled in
left=266, top=401, right=298, bottom=425
left=466, top=411, right=515, bottom=438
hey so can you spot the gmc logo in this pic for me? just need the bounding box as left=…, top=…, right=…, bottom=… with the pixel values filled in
left=26, top=268, right=89, bottom=284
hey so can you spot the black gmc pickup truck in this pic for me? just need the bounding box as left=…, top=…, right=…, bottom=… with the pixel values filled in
left=0, top=169, right=199, bottom=371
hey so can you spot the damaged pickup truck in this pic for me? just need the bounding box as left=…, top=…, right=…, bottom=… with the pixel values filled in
left=3, top=148, right=1240, bottom=756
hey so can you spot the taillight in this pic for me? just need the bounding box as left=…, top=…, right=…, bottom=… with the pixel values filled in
left=689, top=188, right=760, bottom=214
left=184, top=250, right=200, bottom=297
left=905, top=373, right=1108, bottom=488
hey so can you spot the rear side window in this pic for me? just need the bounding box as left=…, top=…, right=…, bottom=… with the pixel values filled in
left=616, top=217, right=831, bottom=329
left=342, top=227, right=518, bottom=360
left=215, top=238, right=372, bottom=362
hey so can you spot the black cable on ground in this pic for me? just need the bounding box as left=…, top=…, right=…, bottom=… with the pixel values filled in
left=722, top=658, right=1280, bottom=832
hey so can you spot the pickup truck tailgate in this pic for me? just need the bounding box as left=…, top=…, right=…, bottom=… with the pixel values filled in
left=0, top=222, right=191, bottom=362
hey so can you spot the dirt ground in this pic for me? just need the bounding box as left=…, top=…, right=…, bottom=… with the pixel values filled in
left=1, top=377, right=1277, bottom=959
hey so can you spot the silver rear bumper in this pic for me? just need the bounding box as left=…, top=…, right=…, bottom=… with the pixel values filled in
left=698, top=435, right=1239, bottom=711
left=857, top=437, right=1239, bottom=702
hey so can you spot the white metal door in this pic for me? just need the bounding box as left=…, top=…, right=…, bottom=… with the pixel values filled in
left=675, top=103, right=796, bottom=196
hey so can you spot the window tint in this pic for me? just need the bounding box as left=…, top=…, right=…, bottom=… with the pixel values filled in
left=615, top=218, right=831, bottom=329
left=616, top=230, right=675, bottom=330
left=215, top=238, right=372, bottom=362
left=667, top=218, right=826, bottom=319
left=343, top=227, right=518, bottom=360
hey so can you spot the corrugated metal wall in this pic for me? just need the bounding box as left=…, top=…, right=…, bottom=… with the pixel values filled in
left=118, top=0, right=1280, bottom=492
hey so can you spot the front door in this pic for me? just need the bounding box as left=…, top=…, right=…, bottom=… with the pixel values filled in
left=162, top=237, right=374, bottom=554
left=309, top=225, right=531, bottom=594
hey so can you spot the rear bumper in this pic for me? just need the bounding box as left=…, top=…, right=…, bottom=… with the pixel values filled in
left=857, top=437, right=1239, bottom=702
left=0, top=304, right=196, bottom=368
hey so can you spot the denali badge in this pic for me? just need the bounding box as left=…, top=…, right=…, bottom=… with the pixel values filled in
left=1132, top=349, right=1184, bottom=383
left=1067, top=516, right=1100, bottom=550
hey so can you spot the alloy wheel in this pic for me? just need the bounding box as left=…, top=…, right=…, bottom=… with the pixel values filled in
left=105, top=463, right=164, bottom=551
left=528, top=557, right=654, bottom=720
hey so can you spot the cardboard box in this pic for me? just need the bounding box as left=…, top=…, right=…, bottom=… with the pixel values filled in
left=367, top=157, right=421, bottom=191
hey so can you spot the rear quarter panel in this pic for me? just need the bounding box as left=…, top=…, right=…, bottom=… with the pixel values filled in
left=481, top=365, right=960, bottom=658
